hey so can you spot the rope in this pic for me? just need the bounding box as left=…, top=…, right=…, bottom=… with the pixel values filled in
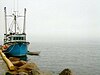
left=16, top=21, right=21, bottom=33
left=8, top=20, right=14, bottom=32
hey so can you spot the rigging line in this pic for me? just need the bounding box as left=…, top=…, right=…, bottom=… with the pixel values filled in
left=10, top=21, right=14, bottom=32
left=8, top=20, right=14, bottom=31
left=16, top=22, right=21, bottom=33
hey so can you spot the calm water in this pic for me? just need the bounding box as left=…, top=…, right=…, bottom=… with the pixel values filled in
left=28, top=41, right=100, bottom=75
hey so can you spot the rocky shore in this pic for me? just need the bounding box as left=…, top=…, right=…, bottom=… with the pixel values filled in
left=5, top=57, right=52, bottom=75
left=0, top=56, right=72, bottom=75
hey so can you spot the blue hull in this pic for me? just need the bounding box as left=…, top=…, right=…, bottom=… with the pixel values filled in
left=5, top=43, right=28, bottom=56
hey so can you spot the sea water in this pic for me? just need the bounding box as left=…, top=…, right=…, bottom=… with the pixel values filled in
left=28, top=40, right=100, bottom=75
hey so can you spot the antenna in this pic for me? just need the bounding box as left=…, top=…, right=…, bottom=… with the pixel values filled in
left=23, top=8, right=26, bottom=33
left=4, top=7, right=7, bottom=34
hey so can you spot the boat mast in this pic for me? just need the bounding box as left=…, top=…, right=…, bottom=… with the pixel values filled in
left=14, top=13, right=17, bottom=34
left=23, top=8, right=26, bottom=34
left=13, top=0, right=18, bottom=34
left=4, top=7, right=7, bottom=34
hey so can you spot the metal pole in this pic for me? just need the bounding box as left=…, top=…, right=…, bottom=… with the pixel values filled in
left=4, top=7, right=7, bottom=34
left=23, top=8, right=26, bottom=33
left=14, top=14, right=17, bottom=34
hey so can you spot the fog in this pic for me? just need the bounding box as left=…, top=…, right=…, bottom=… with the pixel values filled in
left=0, top=0, right=100, bottom=43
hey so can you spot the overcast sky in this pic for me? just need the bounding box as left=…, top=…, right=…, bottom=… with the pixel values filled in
left=0, top=0, right=100, bottom=43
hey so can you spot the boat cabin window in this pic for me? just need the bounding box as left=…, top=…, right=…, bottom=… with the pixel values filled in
left=13, top=37, right=24, bottom=40
left=9, top=37, right=12, bottom=40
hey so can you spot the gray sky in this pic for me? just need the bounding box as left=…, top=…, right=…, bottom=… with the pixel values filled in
left=0, top=0, right=100, bottom=43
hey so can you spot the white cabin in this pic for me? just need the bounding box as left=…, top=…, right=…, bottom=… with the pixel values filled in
left=4, top=33, right=26, bottom=44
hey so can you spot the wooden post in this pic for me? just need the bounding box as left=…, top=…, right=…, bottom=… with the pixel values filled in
left=0, top=50, right=15, bottom=71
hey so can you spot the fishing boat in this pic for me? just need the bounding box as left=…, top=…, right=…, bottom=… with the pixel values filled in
left=3, top=7, right=30, bottom=56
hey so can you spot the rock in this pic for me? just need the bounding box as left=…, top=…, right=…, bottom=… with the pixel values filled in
left=30, top=69, right=41, bottom=75
left=5, top=72, right=12, bottom=75
left=9, top=57, right=20, bottom=61
left=12, top=60, right=27, bottom=67
left=18, top=72, right=28, bottom=75
left=6, top=59, right=47, bottom=75
left=17, top=63, right=39, bottom=74
left=19, top=63, right=38, bottom=70
left=59, top=68, right=72, bottom=75
left=18, top=68, right=29, bottom=73
left=30, top=69, right=53, bottom=75
left=5, top=71, right=18, bottom=75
